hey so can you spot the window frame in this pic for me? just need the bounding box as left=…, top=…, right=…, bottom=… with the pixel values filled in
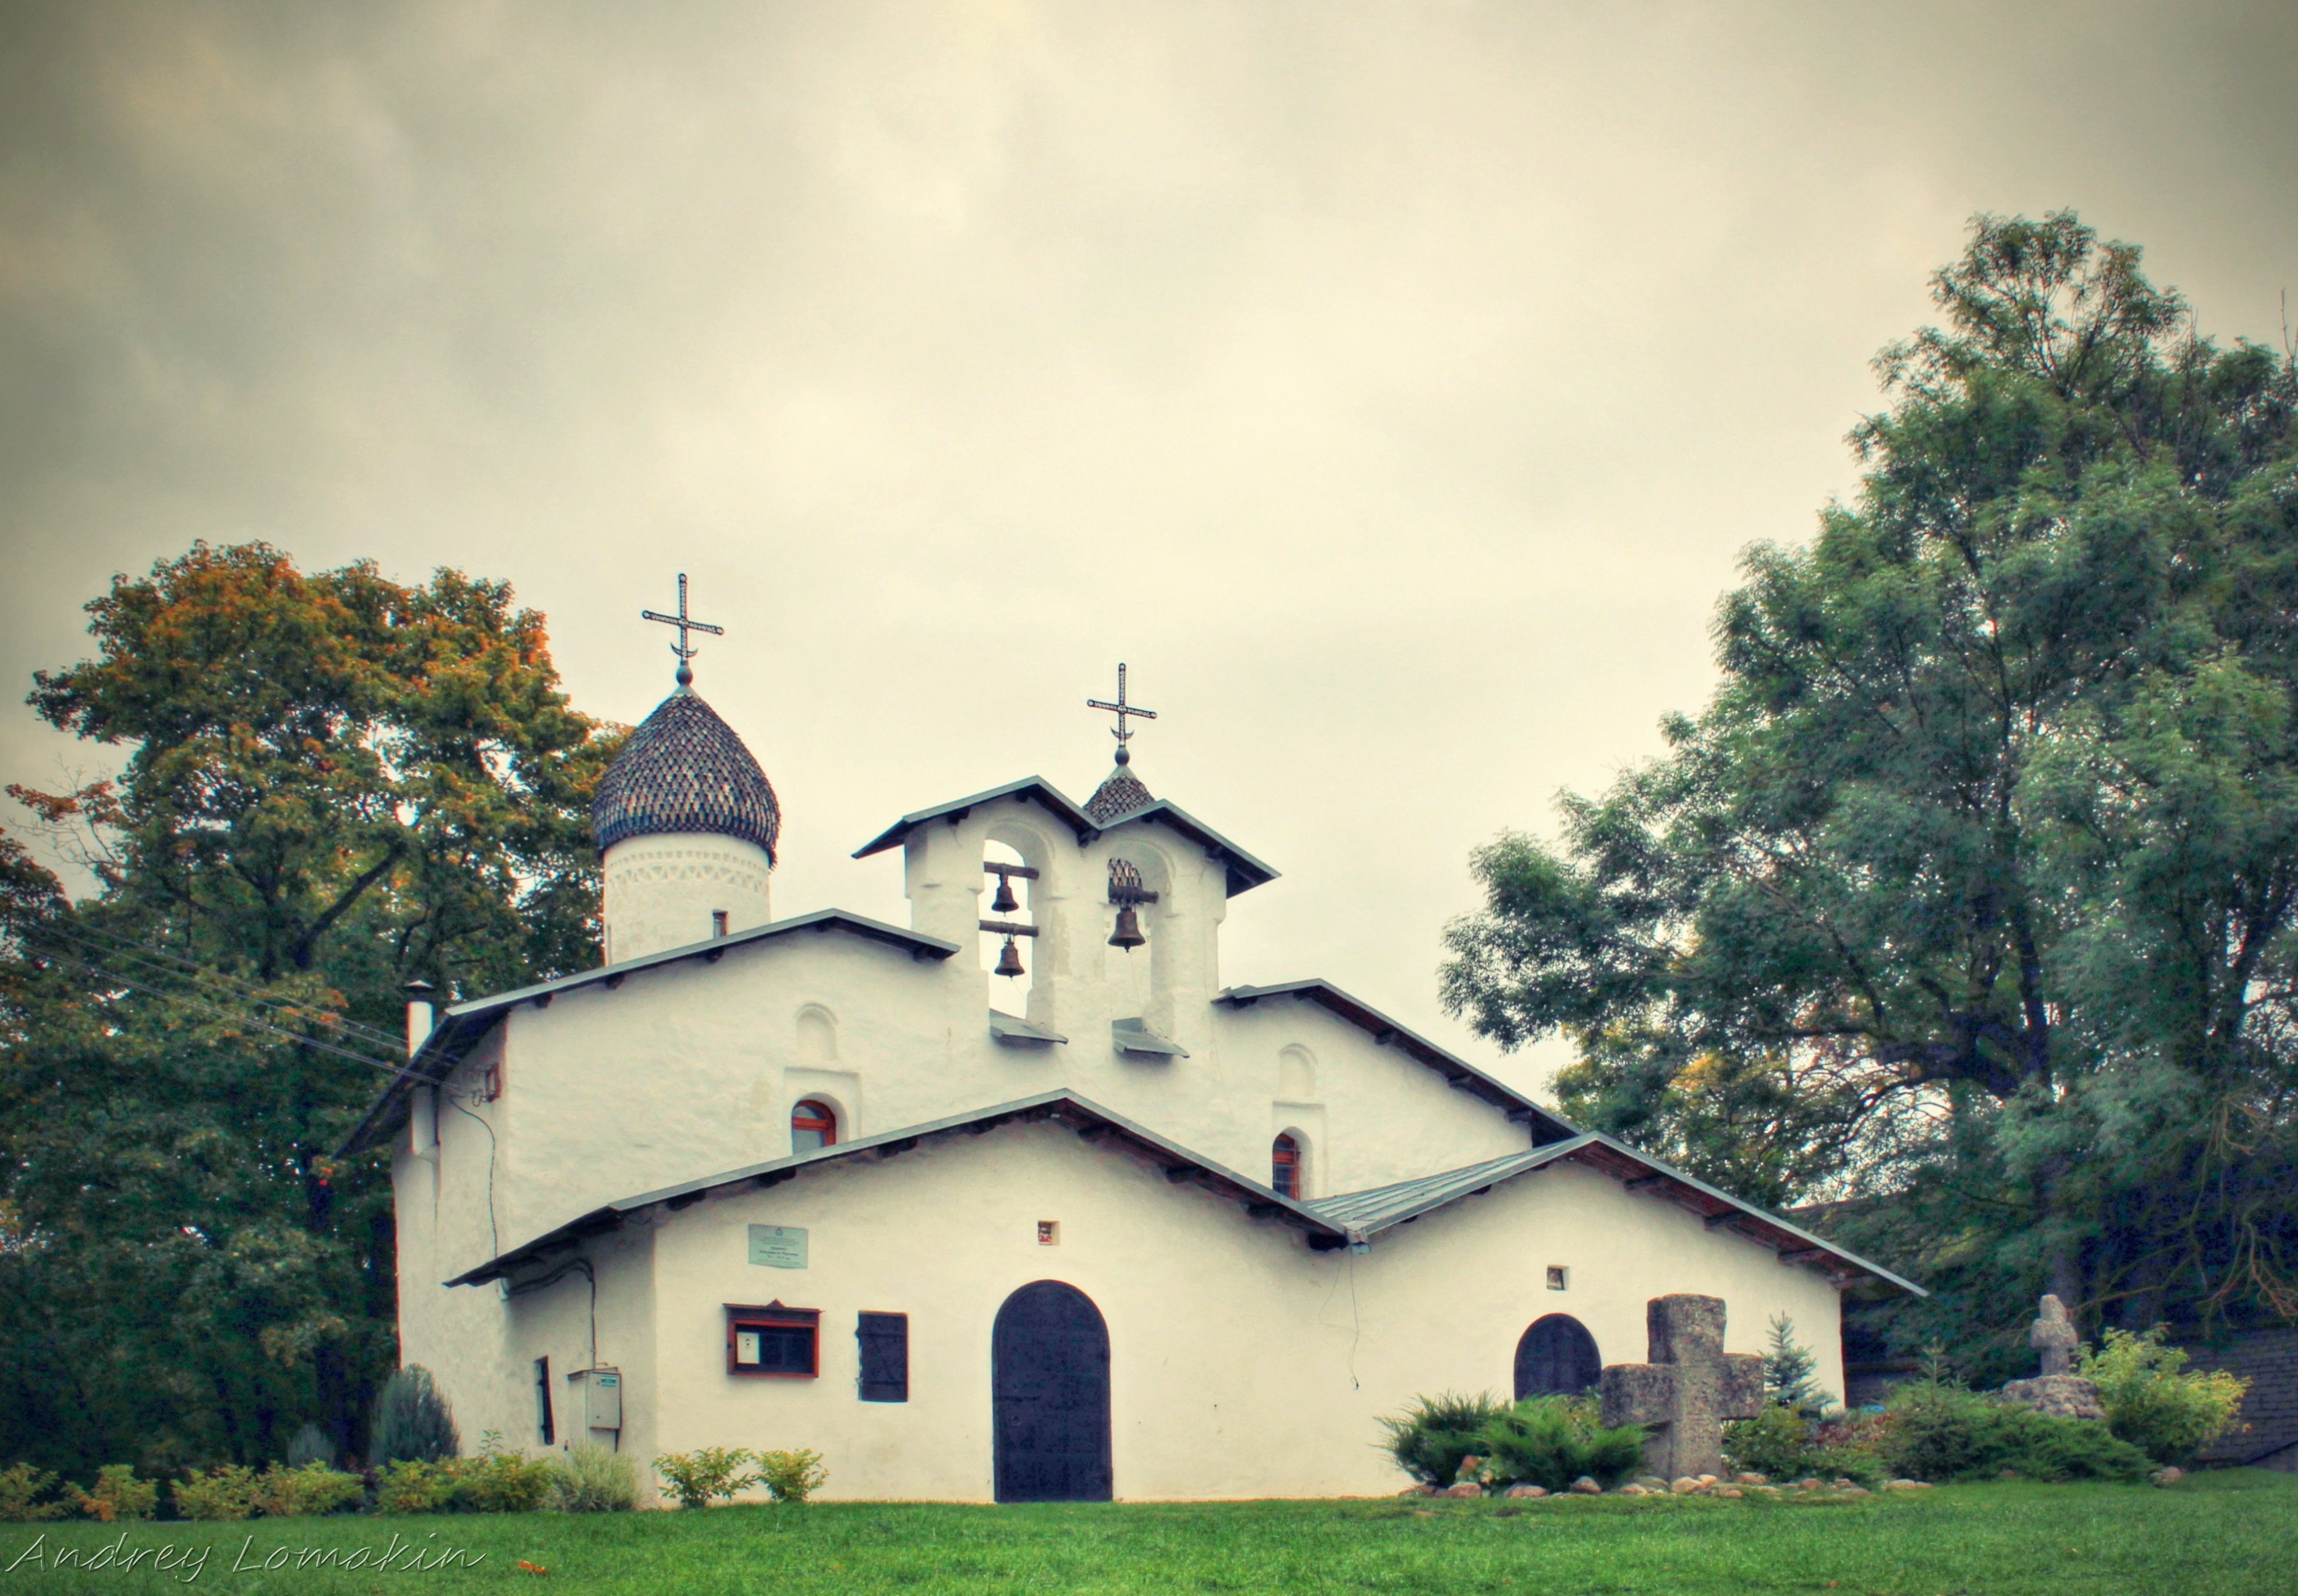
left=790, top=1099, right=838, bottom=1151
left=725, top=1301, right=821, bottom=1378
left=1271, top=1133, right=1302, bottom=1199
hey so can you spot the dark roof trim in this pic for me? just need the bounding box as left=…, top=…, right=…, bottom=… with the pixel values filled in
left=441, top=1089, right=1350, bottom=1286
left=1217, top=980, right=1579, bottom=1144
left=338, top=910, right=960, bottom=1156
left=852, top=777, right=1279, bottom=897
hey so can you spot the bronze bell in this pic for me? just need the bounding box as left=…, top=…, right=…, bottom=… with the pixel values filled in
left=994, top=935, right=1026, bottom=978
left=1108, top=905, right=1145, bottom=950
left=990, top=873, right=1020, bottom=914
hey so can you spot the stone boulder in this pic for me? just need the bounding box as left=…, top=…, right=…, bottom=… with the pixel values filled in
left=1997, top=1374, right=2106, bottom=1421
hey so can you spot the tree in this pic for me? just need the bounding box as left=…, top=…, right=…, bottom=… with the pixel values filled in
left=1441, top=213, right=2298, bottom=1363
left=0, top=542, right=618, bottom=1475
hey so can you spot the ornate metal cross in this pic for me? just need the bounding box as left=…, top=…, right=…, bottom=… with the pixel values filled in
left=641, top=573, right=725, bottom=687
left=1087, top=663, right=1158, bottom=765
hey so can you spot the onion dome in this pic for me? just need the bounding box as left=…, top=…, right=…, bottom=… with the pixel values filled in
left=591, top=689, right=781, bottom=861
left=1085, top=763, right=1154, bottom=824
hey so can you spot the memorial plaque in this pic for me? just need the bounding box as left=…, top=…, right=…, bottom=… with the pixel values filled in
left=747, top=1225, right=808, bottom=1269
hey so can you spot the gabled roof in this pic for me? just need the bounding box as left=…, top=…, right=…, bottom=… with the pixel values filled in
left=441, top=1089, right=1350, bottom=1286
left=1306, top=1134, right=1925, bottom=1296
left=338, top=910, right=959, bottom=1155
left=1217, top=980, right=1580, bottom=1144
left=852, top=776, right=1279, bottom=897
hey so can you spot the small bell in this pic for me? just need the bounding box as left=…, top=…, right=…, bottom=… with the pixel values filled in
left=1108, top=905, right=1145, bottom=950
left=990, top=873, right=1021, bottom=914
left=994, top=935, right=1026, bottom=978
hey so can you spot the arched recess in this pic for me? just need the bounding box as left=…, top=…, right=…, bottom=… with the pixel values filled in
left=795, top=1005, right=837, bottom=1062
left=1514, top=1314, right=1601, bottom=1400
left=1276, top=1045, right=1317, bottom=1100
left=991, top=1280, right=1112, bottom=1503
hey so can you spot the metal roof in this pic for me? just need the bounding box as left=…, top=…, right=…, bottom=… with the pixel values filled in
left=591, top=689, right=781, bottom=860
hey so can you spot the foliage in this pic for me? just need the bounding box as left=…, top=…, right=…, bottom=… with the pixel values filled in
left=655, top=1447, right=760, bottom=1509
left=0, top=542, right=619, bottom=1478
left=373, top=1459, right=463, bottom=1515
left=1472, top=1395, right=1648, bottom=1491
left=285, top=1422, right=335, bottom=1470
left=1375, top=1392, right=1512, bottom=1488
left=1762, top=1315, right=1828, bottom=1418
left=1881, top=1382, right=2150, bottom=1483
left=456, top=1433, right=558, bottom=1513
left=0, top=1460, right=66, bottom=1521
left=171, top=1463, right=262, bottom=1520
left=1724, top=1403, right=1824, bottom=1482
left=371, top=1366, right=460, bottom=1466
left=66, top=1463, right=159, bottom=1521
left=250, top=1461, right=364, bottom=1517
left=1439, top=211, right=2298, bottom=1353
left=2079, top=1327, right=2250, bottom=1465
left=548, top=1444, right=641, bottom=1512
left=754, top=1448, right=828, bottom=1504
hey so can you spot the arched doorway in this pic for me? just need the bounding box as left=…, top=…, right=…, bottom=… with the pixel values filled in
left=992, top=1280, right=1112, bottom=1502
left=1514, top=1314, right=1601, bottom=1400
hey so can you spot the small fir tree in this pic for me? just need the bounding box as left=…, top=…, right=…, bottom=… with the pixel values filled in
left=1762, top=1314, right=1827, bottom=1417
left=371, top=1366, right=460, bottom=1465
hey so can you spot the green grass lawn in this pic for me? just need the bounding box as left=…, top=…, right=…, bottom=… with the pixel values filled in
left=6, top=1470, right=2293, bottom=1594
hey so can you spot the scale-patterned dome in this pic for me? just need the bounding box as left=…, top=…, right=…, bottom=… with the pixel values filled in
left=591, top=689, right=780, bottom=861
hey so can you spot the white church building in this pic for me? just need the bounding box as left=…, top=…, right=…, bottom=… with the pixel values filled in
left=347, top=639, right=1917, bottom=1503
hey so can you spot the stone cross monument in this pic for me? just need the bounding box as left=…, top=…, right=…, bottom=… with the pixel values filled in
left=2029, top=1294, right=2078, bottom=1377
left=1600, top=1294, right=1765, bottom=1480
left=1998, top=1293, right=2104, bottom=1419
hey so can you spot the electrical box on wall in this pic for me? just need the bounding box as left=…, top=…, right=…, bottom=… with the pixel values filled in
left=568, top=1367, right=622, bottom=1431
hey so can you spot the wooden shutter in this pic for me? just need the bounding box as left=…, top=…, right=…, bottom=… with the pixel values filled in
left=857, top=1311, right=909, bottom=1403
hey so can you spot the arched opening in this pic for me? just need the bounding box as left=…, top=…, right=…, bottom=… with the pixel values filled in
left=1276, top=1045, right=1317, bottom=1100
left=790, top=1099, right=839, bottom=1152
left=983, top=839, right=1035, bottom=1002
left=991, top=1280, right=1111, bottom=1503
left=1271, top=1133, right=1303, bottom=1198
left=1514, top=1313, right=1601, bottom=1400
left=795, top=1005, right=837, bottom=1062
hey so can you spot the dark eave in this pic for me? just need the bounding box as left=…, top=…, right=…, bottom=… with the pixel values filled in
left=441, top=1088, right=1351, bottom=1286
left=853, top=778, right=1279, bottom=898
left=1217, top=980, right=1579, bottom=1144
left=337, top=910, right=960, bottom=1157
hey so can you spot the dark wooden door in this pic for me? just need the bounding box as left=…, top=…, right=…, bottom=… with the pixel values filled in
left=992, top=1280, right=1112, bottom=1502
left=1515, top=1313, right=1601, bottom=1399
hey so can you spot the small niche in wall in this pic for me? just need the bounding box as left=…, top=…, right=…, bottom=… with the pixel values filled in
left=796, top=1005, right=837, bottom=1063
left=1277, top=1045, right=1317, bottom=1101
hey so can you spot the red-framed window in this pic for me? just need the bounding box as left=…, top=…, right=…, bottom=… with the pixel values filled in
left=1272, top=1134, right=1301, bottom=1199
left=792, top=1100, right=838, bottom=1152
left=727, top=1302, right=820, bottom=1377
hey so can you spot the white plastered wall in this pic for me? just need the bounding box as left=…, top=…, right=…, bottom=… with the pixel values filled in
left=602, top=832, right=773, bottom=963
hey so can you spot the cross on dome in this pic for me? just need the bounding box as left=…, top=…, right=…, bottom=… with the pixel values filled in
left=641, top=572, right=725, bottom=687
left=1087, top=662, right=1158, bottom=768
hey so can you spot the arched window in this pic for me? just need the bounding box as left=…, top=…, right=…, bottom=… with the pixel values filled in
left=791, top=1100, right=838, bottom=1152
left=1515, top=1314, right=1601, bottom=1399
left=1271, top=1134, right=1302, bottom=1198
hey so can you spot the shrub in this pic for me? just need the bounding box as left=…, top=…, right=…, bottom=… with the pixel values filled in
left=456, top=1435, right=557, bottom=1513
left=1881, top=1382, right=2150, bottom=1483
left=250, top=1462, right=363, bottom=1518
left=1375, top=1392, right=1511, bottom=1487
left=0, top=1462, right=67, bottom=1522
left=655, top=1447, right=759, bottom=1509
left=755, top=1448, right=828, bottom=1503
left=1724, top=1402, right=1821, bottom=1481
left=285, top=1423, right=336, bottom=1470
left=2080, top=1327, right=2250, bottom=1467
left=372, top=1366, right=460, bottom=1466
left=548, top=1445, right=641, bottom=1512
left=1808, top=1408, right=1892, bottom=1485
left=1473, top=1396, right=1648, bottom=1492
left=69, top=1464, right=159, bottom=1522
left=172, top=1464, right=261, bottom=1521
left=373, top=1459, right=463, bottom=1515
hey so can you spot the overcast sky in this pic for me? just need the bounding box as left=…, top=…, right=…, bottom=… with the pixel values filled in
left=3, top=1, right=2293, bottom=1095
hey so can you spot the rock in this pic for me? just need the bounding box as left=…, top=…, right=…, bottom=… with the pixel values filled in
left=1881, top=1478, right=1931, bottom=1491
left=1697, top=1474, right=1719, bottom=1485
left=1503, top=1484, right=1548, bottom=1498
left=1831, top=1478, right=1854, bottom=1488
left=1837, top=1486, right=1871, bottom=1498
left=1443, top=1482, right=1484, bottom=1498
left=1569, top=1477, right=1602, bottom=1495
left=1615, top=1484, right=1650, bottom=1496
left=2150, top=1467, right=2184, bottom=1487
left=1715, top=1487, right=1743, bottom=1498
left=1797, top=1478, right=1824, bottom=1490
left=1398, top=1483, right=1437, bottom=1496
left=1735, top=1471, right=1768, bottom=1485
left=1671, top=1477, right=1703, bottom=1494
left=1997, top=1374, right=2107, bottom=1421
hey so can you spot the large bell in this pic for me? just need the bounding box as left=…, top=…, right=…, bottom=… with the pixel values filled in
left=990, top=873, right=1021, bottom=914
left=1108, top=905, right=1145, bottom=950
left=994, top=935, right=1026, bottom=978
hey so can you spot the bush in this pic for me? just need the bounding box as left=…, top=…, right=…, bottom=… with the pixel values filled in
left=1474, top=1396, right=1648, bottom=1492
left=69, top=1464, right=159, bottom=1522
left=755, top=1448, right=828, bottom=1503
left=172, top=1464, right=261, bottom=1521
left=1881, top=1382, right=2150, bottom=1483
left=1375, top=1392, right=1511, bottom=1487
left=1724, top=1402, right=1821, bottom=1481
left=456, top=1435, right=557, bottom=1513
left=285, top=1423, right=336, bottom=1470
left=0, top=1462, right=67, bottom=1522
left=373, top=1459, right=463, bottom=1515
left=655, top=1446, right=759, bottom=1509
left=250, top=1462, right=363, bottom=1518
left=372, top=1366, right=460, bottom=1466
left=2080, top=1327, right=2250, bottom=1466
left=548, top=1445, right=641, bottom=1512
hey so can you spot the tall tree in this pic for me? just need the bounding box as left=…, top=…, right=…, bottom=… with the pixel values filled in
left=1441, top=213, right=2298, bottom=1364
left=0, top=542, right=617, bottom=1474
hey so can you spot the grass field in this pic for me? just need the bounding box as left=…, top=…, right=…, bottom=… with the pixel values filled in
left=5, top=1470, right=2293, bottom=1594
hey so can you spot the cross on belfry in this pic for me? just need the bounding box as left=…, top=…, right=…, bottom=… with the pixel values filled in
left=641, top=573, right=725, bottom=687
left=1600, top=1294, right=1765, bottom=1481
left=1087, top=663, right=1158, bottom=767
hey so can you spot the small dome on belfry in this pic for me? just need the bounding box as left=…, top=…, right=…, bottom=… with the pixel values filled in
left=1084, top=661, right=1157, bottom=824
left=591, top=689, right=781, bottom=860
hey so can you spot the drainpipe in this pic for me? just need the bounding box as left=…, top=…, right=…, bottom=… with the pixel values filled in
left=405, top=979, right=438, bottom=1159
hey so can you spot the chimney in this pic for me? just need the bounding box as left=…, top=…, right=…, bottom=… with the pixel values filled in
left=403, top=979, right=438, bottom=1056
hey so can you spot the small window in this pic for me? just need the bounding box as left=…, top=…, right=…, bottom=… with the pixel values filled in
left=792, top=1100, right=838, bottom=1152
left=858, top=1311, right=909, bottom=1403
left=1547, top=1265, right=1569, bottom=1291
left=711, top=910, right=730, bottom=939
left=534, top=1356, right=555, bottom=1445
left=1037, top=1220, right=1060, bottom=1246
left=1271, top=1134, right=1301, bottom=1199
left=728, top=1302, right=820, bottom=1377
